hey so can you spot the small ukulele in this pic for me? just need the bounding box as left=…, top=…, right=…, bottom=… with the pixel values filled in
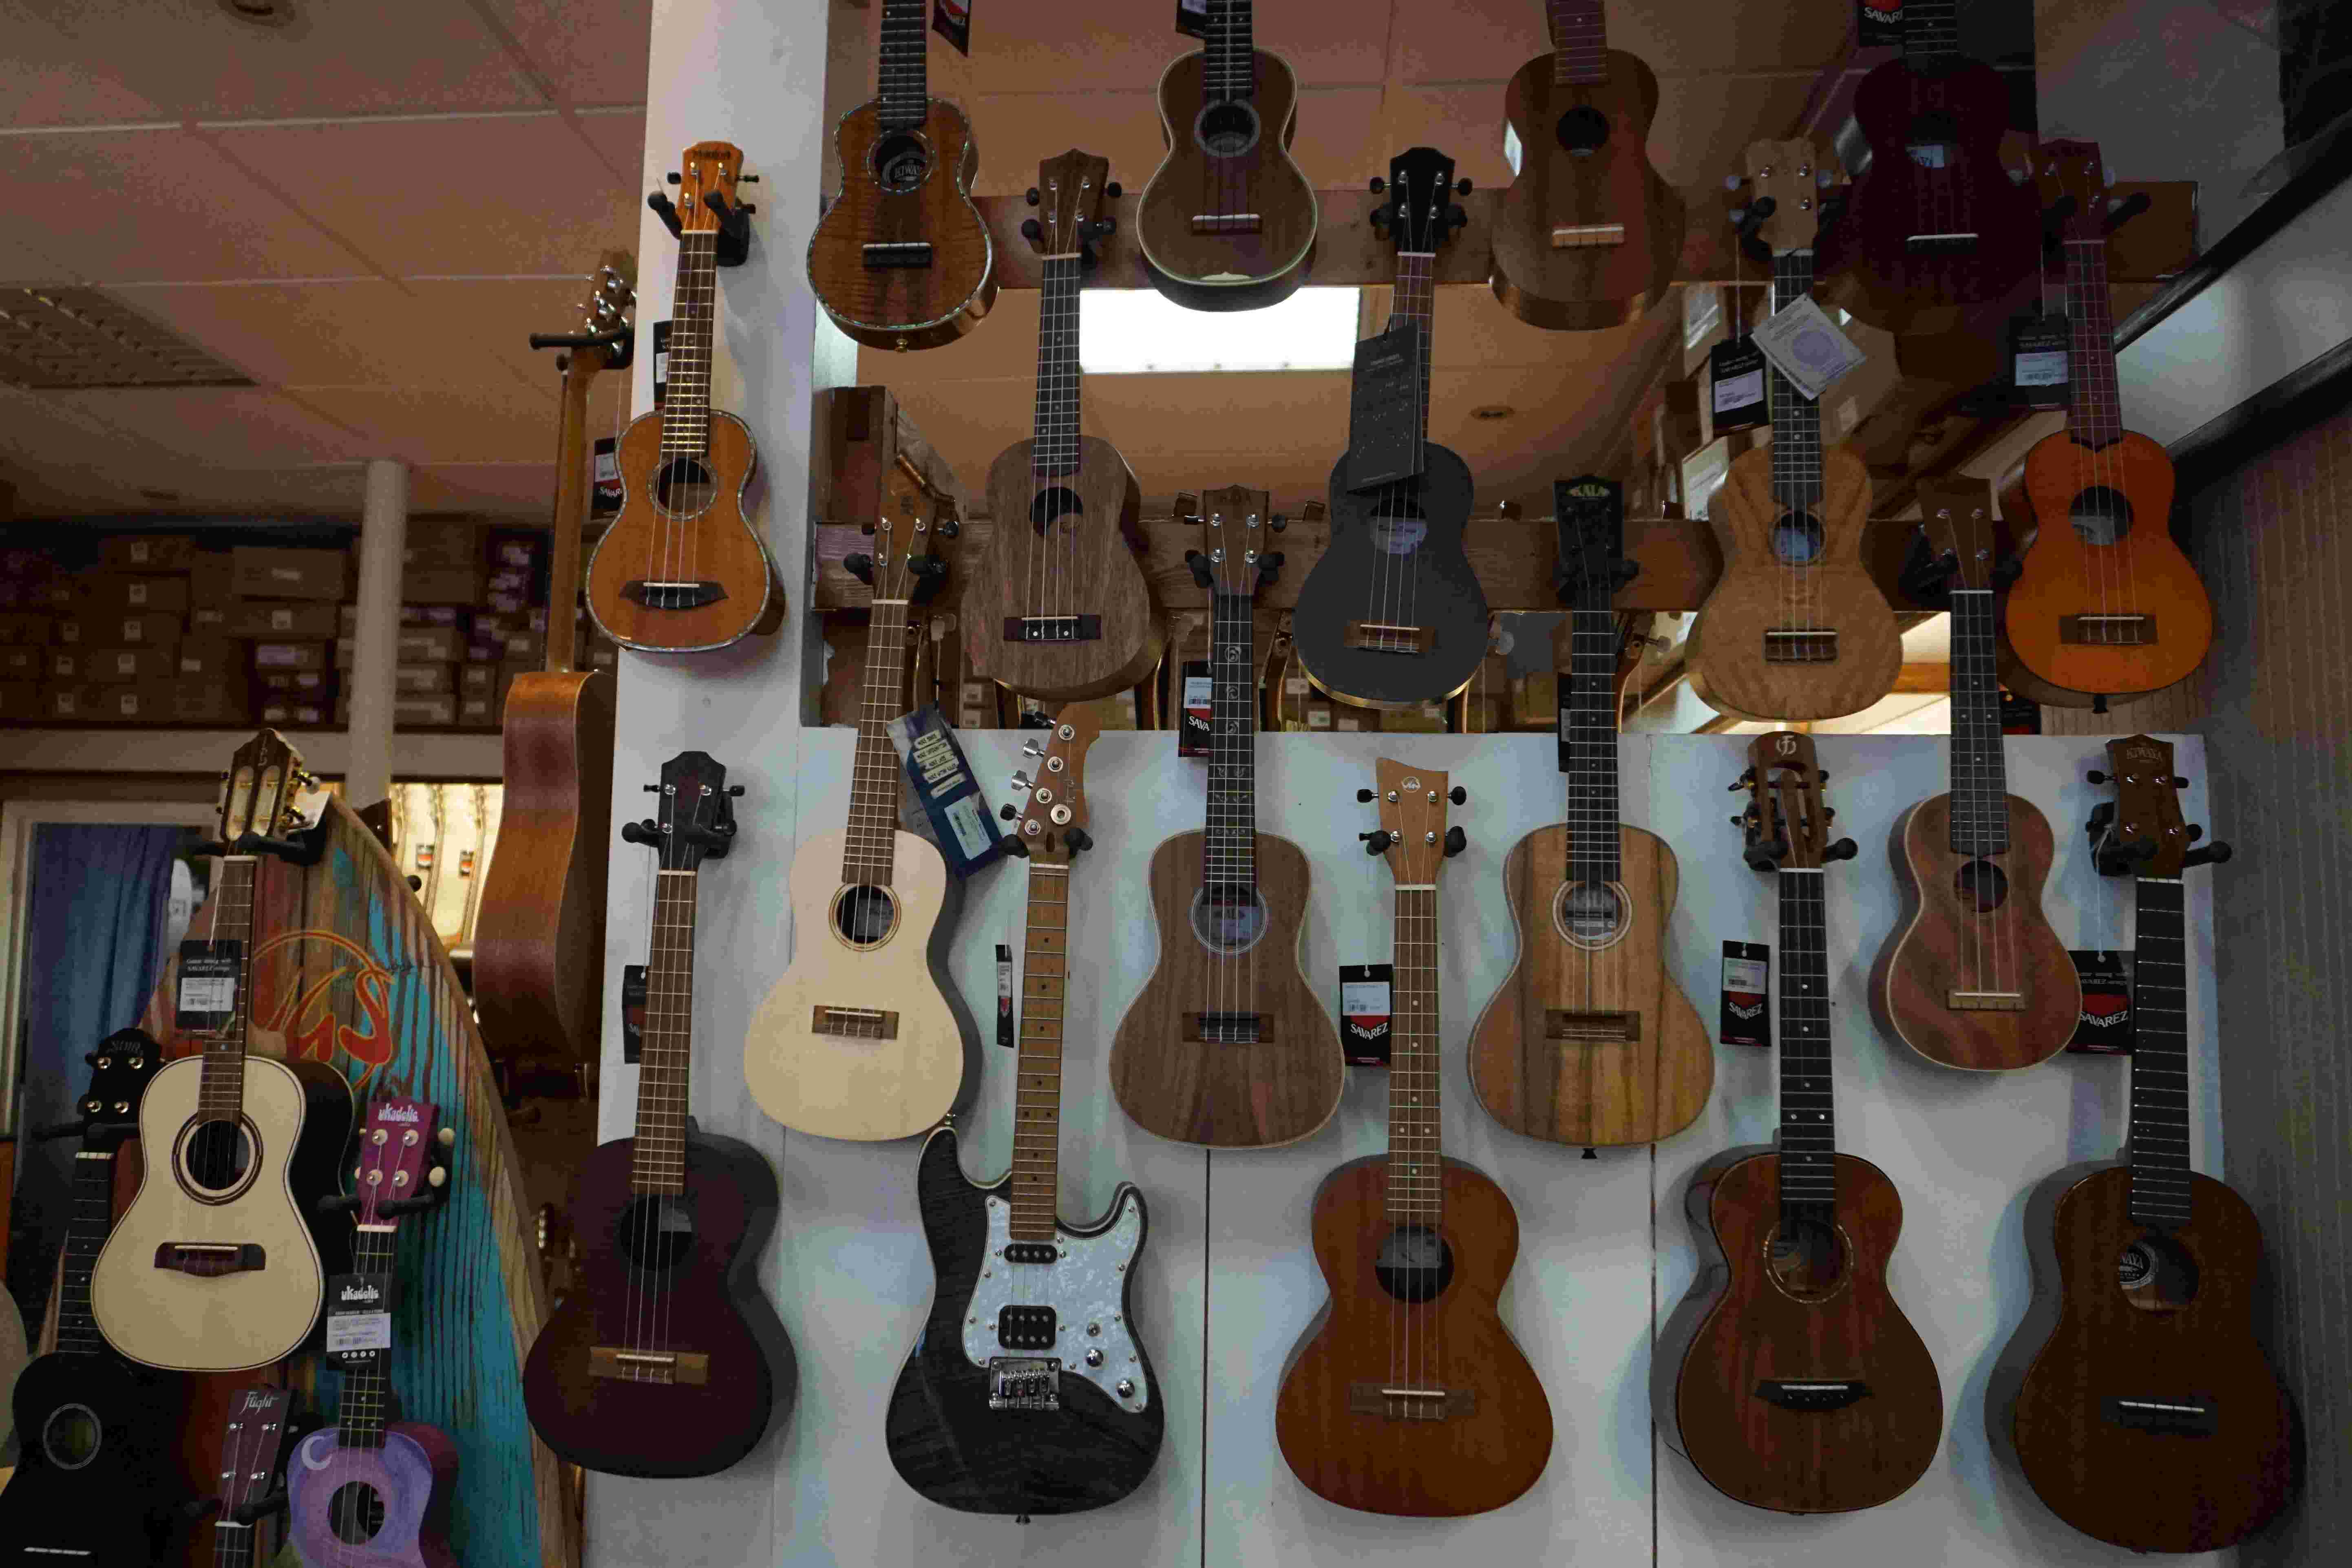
left=205, top=1387, right=298, bottom=1568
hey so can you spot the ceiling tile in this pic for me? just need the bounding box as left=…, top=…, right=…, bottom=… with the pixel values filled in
left=1613, top=6, right=1852, bottom=77
left=290, top=382, right=556, bottom=466
left=1287, top=86, right=1388, bottom=189
left=1648, top=70, right=1815, bottom=188
left=49, top=385, right=370, bottom=464
left=1374, top=86, right=1523, bottom=195
left=1251, top=10, right=1393, bottom=86
left=1392, top=8, right=1545, bottom=85
left=107, top=279, right=497, bottom=389
left=481, top=0, right=653, bottom=107
left=966, top=91, right=1162, bottom=199
left=573, top=108, right=650, bottom=186
left=0, top=1, right=174, bottom=123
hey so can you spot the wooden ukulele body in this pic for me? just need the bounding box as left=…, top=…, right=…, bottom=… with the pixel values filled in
left=809, top=98, right=995, bottom=350
left=1685, top=442, right=1900, bottom=722
left=0, top=1351, right=183, bottom=1564
left=1137, top=49, right=1317, bottom=311
left=1275, top=1156, right=1555, bottom=1516
left=1109, top=830, right=1343, bottom=1148
left=965, top=436, right=1164, bottom=702
left=285, top=1423, right=458, bottom=1568
left=1874, top=792, right=2078, bottom=1070
left=1469, top=823, right=1712, bottom=1147
left=585, top=408, right=782, bottom=654
left=1490, top=49, right=1684, bottom=331
left=1657, top=1148, right=1943, bottom=1514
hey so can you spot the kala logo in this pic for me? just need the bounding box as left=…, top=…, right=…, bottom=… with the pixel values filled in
left=374, top=1104, right=421, bottom=1124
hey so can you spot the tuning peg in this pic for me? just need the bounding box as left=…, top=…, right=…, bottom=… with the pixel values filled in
left=2182, top=841, right=2233, bottom=868
left=843, top=552, right=874, bottom=585
left=1357, top=788, right=1375, bottom=802
left=1184, top=550, right=1215, bottom=589
left=1443, top=826, right=1467, bottom=857
left=647, top=191, right=684, bottom=241
left=1447, top=203, right=1468, bottom=231
left=1727, top=770, right=1755, bottom=792
left=1025, top=186, right=1040, bottom=206
left=2104, top=190, right=2152, bottom=234
left=1021, top=739, right=1045, bottom=757
left=999, top=803, right=1018, bottom=822
left=620, top=819, right=659, bottom=846
left=1823, top=838, right=1859, bottom=864
left=1010, top=769, right=1033, bottom=793
left=727, top=785, right=746, bottom=798
left=1369, top=176, right=1386, bottom=194
left=1065, top=826, right=1094, bottom=855
left=1020, top=217, right=1044, bottom=244
left=1815, top=166, right=1835, bottom=188
left=1448, top=786, right=1467, bottom=804
left=2086, top=768, right=2109, bottom=784
left=1456, top=177, right=1473, bottom=195
left=1103, top=181, right=1122, bottom=199
left=666, top=172, right=682, bottom=185
left=1360, top=830, right=1393, bottom=855
left=1743, top=838, right=1789, bottom=872
left=2168, top=775, right=2190, bottom=788
left=1087, top=216, right=1118, bottom=240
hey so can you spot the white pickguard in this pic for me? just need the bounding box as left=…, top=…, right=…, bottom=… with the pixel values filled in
left=961, top=1190, right=1151, bottom=1415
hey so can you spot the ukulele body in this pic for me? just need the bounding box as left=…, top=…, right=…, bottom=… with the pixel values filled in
left=585, top=408, right=782, bottom=654
left=1274, top=1155, right=1555, bottom=1516
left=0, top=1352, right=182, bottom=1566
left=286, top=1424, right=457, bottom=1568
left=809, top=97, right=995, bottom=350
left=1137, top=49, right=1317, bottom=311
left=1490, top=49, right=1684, bottom=331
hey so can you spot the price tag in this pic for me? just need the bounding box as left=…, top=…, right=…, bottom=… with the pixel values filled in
left=650, top=319, right=673, bottom=407
left=1720, top=941, right=1770, bottom=1047
left=2068, top=951, right=2134, bottom=1055
left=932, top=0, right=972, bottom=54
left=1751, top=294, right=1865, bottom=400
left=2010, top=312, right=2072, bottom=409
left=175, top=940, right=241, bottom=1031
left=1340, top=963, right=1394, bottom=1067
left=324, top=1272, right=395, bottom=1368
left=592, top=436, right=624, bottom=519
left=1179, top=663, right=1213, bottom=757
left=996, top=943, right=1014, bottom=1049
left=1707, top=338, right=1770, bottom=434
left=1175, top=0, right=1211, bottom=37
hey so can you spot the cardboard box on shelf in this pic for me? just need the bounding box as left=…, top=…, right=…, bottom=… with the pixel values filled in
left=99, top=535, right=200, bottom=573
left=0, top=645, right=43, bottom=679
left=0, top=681, right=39, bottom=720
left=403, top=564, right=486, bottom=605
left=175, top=638, right=239, bottom=680
left=42, top=684, right=102, bottom=721
left=394, top=663, right=456, bottom=695
left=253, top=640, right=331, bottom=672
left=80, top=647, right=177, bottom=685
left=496, top=629, right=545, bottom=664
left=189, top=551, right=236, bottom=601
left=232, top=545, right=348, bottom=601
left=487, top=530, right=547, bottom=572
left=259, top=698, right=333, bottom=728
left=57, top=612, right=181, bottom=648
left=256, top=668, right=336, bottom=696
left=333, top=692, right=458, bottom=728
left=0, top=613, right=53, bottom=645
left=457, top=663, right=498, bottom=698
left=171, top=684, right=252, bottom=725
left=188, top=603, right=229, bottom=635
left=85, top=683, right=174, bottom=723
left=97, top=575, right=193, bottom=616
left=333, top=626, right=466, bottom=665
left=486, top=566, right=534, bottom=598
left=455, top=693, right=499, bottom=729
left=404, top=519, right=479, bottom=568
left=222, top=601, right=340, bottom=638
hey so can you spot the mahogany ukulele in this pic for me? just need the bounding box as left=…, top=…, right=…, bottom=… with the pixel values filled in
left=1110, top=485, right=1342, bottom=1148
left=1656, top=733, right=1943, bottom=1514
left=585, top=141, right=786, bottom=653
left=1996, top=738, right=2289, bottom=1552
left=1685, top=141, right=1901, bottom=722
left=204, top=1386, right=298, bottom=1568
left=1135, top=0, right=1318, bottom=311
left=1489, top=0, right=1685, bottom=331
left=1275, top=761, right=1555, bottom=1517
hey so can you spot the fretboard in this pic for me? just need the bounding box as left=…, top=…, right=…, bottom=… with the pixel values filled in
left=629, top=869, right=698, bottom=1197
left=658, top=229, right=719, bottom=462
left=1776, top=868, right=1837, bottom=1225
left=2127, top=876, right=2193, bottom=1227
left=1901, top=0, right=1960, bottom=64
left=841, top=599, right=913, bottom=886
left=334, top=1220, right=399, bottom=1450
left=877, top=0, right=930, bottom=129
left=1946, top=588, right=2011, bottom=852
left=53, top=1148, right=117, bottom=1354
left=1389, top=252, right=1436, bottom=464
left=1009, top=862, right=1071, bottom=1241
left=2063, top=238, right=2124, bottom=448
left=1030, top=255, right=1084, bottom=478
left=196, top=858, right=258, bottom=1126
left=1386, top=886, right=1444, bottom=1224
left=1204, top=0, right=1257, bottom=100
left=1202, top=588, right=1259, bottom=890
left=213, top=1519, right=258, bottom=1568
left=1767, top=250, right=1824, bottom=514
left=1561, top=596, right=1623, bottom=886
left=1548, top=0, right=1608, bottom=86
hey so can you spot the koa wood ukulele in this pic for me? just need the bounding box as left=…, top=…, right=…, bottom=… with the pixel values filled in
left=1111, top=485, right=1342, bottom=1149
left=203, top=1386, right=297, bottom=1568
left=92, top=729, right=354, bottom=1372
left=1489, top=0, right=1685, bottom=331
left=528, top=751, right=796, bottom=1476
left=1657, top=732, right=1943, bottom=1514
left=886, top=707, right=1167, bottom=1517
left=1470, top=476, right=1712, bottom=1147
left=1135, top=0, right=1318, bottom=311
left=1276, top=760, right=1555, bottom=1517
left=1996, top=737, right=2289, bottom=1552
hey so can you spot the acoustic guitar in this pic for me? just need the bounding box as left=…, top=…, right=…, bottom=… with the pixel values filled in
left=1873, top=481, right=2077, bottom=1070
left=808, top=0, right=995, bottom=350
left=1997, top=738, right=2289, bottom=1552
left=2001, top=140, right=2213, bottom=700
left=1276, top=761, right=1555, bottom=1517
left=885, top=706, right=1167, bottom=1517
left=1110, top=485, right=1342, bottom=1148
left=1469, top=477, right=1712, bottom=1148
left=1135, top=0, right=1317, bottom=311
left=585, top=140, right=786, bottom=654
left=1657, top=732, right=1943, bottom=1514
left=205, top=1386, right=298, bottom=1568
left=962, top=150, right=1165, bottom=704
left=1489, top=0, right=1685, bottom=331
left=473, top=258, right=634, bottom=1064
left=91, top=729, right=355, bottom=1373
left=1685, top=141, right=1901, bottom=722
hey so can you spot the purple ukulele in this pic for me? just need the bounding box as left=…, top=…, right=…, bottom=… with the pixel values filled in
left=286, top=1097, right=458, bottom=1568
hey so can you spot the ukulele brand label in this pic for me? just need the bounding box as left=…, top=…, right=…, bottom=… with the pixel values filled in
left=1340, top=964, right=1394, bottom=1067
left=175, top=940, right=241, bottom=1032
left=1720, top=941, right=1770, bottom=1047
left=324, top=1271, right=395, bottom=1366
left=2068, top=950, right=2134, bottom=1055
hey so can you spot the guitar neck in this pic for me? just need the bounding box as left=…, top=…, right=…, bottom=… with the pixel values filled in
left=1010, top=859, right=1072, bottom=1241
left=196, top=857, right=259, bottom=1122
left=1767, top=250, right=1824, bottom=514
left=1561, top=590, right=1622, bottom=886
left=2063, top=238, right=2125, bottom=447
left=841, top=599, right=914, bottom=886
left=1389, top=252, right=1437, bottom=459
left=213, top=1522, right=259, bottom=1568
left=877, top=0, right=930, bottom=128
left=1901, top=0, right=1961, bottom=65
left=1776, top=867, right=1837, bottom=1226
left=54, top=1146, right=118, bottom=1353
left=660, top=229, right=720, bottom=462
left=1204, top=0, right=1257, bottom=99
left=1202, top=588, right=1258, bottom=889
left=1945, top=587, right=2011, bottom=851
left=2127, top=875, right=2193, bottom=1226
left=544, top=351, right=604, bottom=674
left=629, top=869, right=698, bottom=1195
left=1386, top=886, right=1443, bottom=1224
left=1548, top=0, right=1608, bottom=86
left=335, top=1219, right=402, bottom=1450
left=1030, top=256, right=1084, bottom=478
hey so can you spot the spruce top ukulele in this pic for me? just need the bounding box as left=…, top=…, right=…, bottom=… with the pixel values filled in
left=1110, top=485, right=1342, bottom=1148
left=206, top=1387, right=297, bottom=1568
left=808, top=0, right=995, bottom=350
left=2002, top=140, right=2213, bottom=700
left=1469, top=477, right=1712, bottom=1147
left=1276, top=761, right=1556, bottom=1517
left=2000, top=738, right=2289, bottom=1553
left=1135, top=0, right=1318, bottom=311
left=1685, top=141, right=1901, bottom=723
left=1489, top=0, right=1685, bottom=331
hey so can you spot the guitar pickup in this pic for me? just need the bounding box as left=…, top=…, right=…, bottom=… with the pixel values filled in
left=1905, top=231, right=1979, bottom=253
left=987, top=1357, right=1061, bottom=1410
left=620, top=580, right=726, bottom=612
left=2061, top=614, right=2155, bottom=646
left=1947, top=990, right=2025, bottom=1011
left=1189, top=213, right=1263, bottom=234
left=1549, top=223, right=1626, bottom=250
left=1002, top=1241, right=1058, bottom=1265
left=155, top=1243, right=265, bottom=1276
left=1186, top=1011, right=1268, bottom=1043
left=1755, top=1379, right=1871, bottom=1412
left=2103, top=1395, right=2217, bottom=1437
left=811, top=1005, right=899, bottom=1040
left=861, top=241, right=934, bottom=270
left=589, top=1346, right=710, bottom=1385
left=1764, top=629, right=1839, bottom=663
left=1546, top=1009, right=1639, bottom=1043
left=1348, top=1382, right=1478, bottom=1422
left=1003, top=615, right=1101, bottom=645
left=1343, top=621, right=1433, bottom=656
left=996, top=1305, right=1057, bottom=1350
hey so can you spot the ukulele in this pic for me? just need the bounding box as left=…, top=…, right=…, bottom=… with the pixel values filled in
left=1110, top=485, right=1342, bottom=1148
left=92, top=730, right=356, bottom=1372
left=585, top=141, right=786, bottom=653
left=1469, top=477, right=1712, bottom=1147
left=2001, top=140, right=2213, bottom=700
left=1685, top=141, right=1901, bottom=722
left=885, top=706, right=1166, bottom=1516
left=808, top=0, right=995, bottom=350
left=1489, top=0, right=1685, bottom=331
left=1135, top=0, right=1318, bottom=311
left=206, top=1387, right=298, bottom=1568
left=1275, top=761, right=1555, bottom=1517
left=474, top=258, right=634, bottom=1064
left=1999, top=738, right=2289, bottom=1552
left=286, top=1098, right=457, bottom=1568
left=1291, top=149, right=1488, bottom=711
left=526, top=751, right=795, bottom=1476
left=747, top=473, right=972, bottom=1141
left=962, top=150, right=1165, bottom=704
left=1812, top=0, right=2040, bottom=336
left=1657, top=732, right=1943, bottom=1513
left=1873, top=481, right=2078, bottom=1070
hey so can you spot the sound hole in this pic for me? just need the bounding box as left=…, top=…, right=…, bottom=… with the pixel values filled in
left=1194, top=99, right=1261, bottom=159
left=653, top=457, right=718, bottom=520
left=1029, top=486, right=1085, bottom=534
left=328, top=1482, right=386, bottom=1545
left=1771, top=511, right=1826, bottom=565
left=1189, top=886, right=1268, bottom=954
left=615, top=1194, right=697, bottom=1274
left=1765, top=1217, right=1848, bottom=1301
left=1555, top=105, right=1611, bottom=157
left=870, top=130, right=932, bottom=194
left=1374, top=1225, right=1455, bottom=1304
left=2069, top=484, right=2135, bottom=547
left=42, top=1403, right=101, bottom=1470
left=1954, top=858, right=2010, bottom=913
left=1553, top=880, right=1627, bottom=950
left=834, top=885, right=898, bottom=948
left=184, top=1119, right=254, bottom=1195
left=2119, top=1234, right=2200, bottom=1313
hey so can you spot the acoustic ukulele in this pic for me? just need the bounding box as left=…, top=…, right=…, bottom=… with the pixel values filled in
left=204, top=1386, right=298, bottom=1568
left=1275, top=761, right=1556, bottom=1517
left=1998, top=738, right=2289, bottom=1552
left=1656, top=732, right=1943, bottom=1514
left=585, top=141, right=786, bottom=653
left=1684, top=141, right=1901, bottom=722
left=1110, top=485, right=1342, bottom=1148
left=1469, top=477, right=1712, bottom=1147
left=885, top=706, right=1167, bottom=1517
left=1489, top=0, right=1685, bottom=331
left=1135, top=0, right=1318, bottom=311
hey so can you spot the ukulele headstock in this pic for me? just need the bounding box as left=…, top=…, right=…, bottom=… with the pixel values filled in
left=1369, top=757, right=1466, bottom=885
left=1029, top=150, right=1114, bottom=259
left=1193, top=484, right=1276, bottom=600
left=1737, top=731, right=1854, bottom=872
left=2036, top=138, right=2114, bottom=245
left=1731, top=138, right=1836, bottom=256
left=1010, top=707, right=1100, bottom=864
left=213, top=1386, right=295, bottom=1528
left=353, top=1096, right=441, bottom=1229
left=627, top=751, right=742, bottom=872
left=869, top=459, right=946, bottom=603
left=75, top=1029, right=162, bottom=1152
left=2088, top=734, right=2229, bottom=879
left=674, top=141, right=746, bottom=236
left=1913, top=477, right=2003, bottom=596
left=214, top=728, right=318, bottom=846
left=1373, top=146, right=1469, bottom=254
left=1553, top=475, right=1628, bottom=604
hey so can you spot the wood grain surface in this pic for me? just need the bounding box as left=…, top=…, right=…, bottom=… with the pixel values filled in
left=1135, top=50, right=1316, bottom=309
left=585, top=409, right=782, bottom=654
left=808, top=100, right=996, bottom=350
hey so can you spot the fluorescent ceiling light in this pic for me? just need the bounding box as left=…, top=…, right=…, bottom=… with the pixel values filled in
left=1079, top=287, right=1360, bottom=374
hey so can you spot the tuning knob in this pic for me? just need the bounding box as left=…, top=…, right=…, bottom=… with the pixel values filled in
left=999, top=804, right=1018, bottom=822
left=1369, top=176, right=1385, bottom=193
left=2087, top=769, right=2109, bottom=784
left=1823, top=838, right=1860, bottom=863
left=1356, top=789, right=1374, bottom=802
left=1020, top=217, right=1043, bottom=243
left=2182, top=841, right=2233, bottom=868
left=1025, top=186, right=1040, bottom=206
left=1448, top=786, right=1467, bottom=805
left=1443, top=826, right=1467, bottom=857
left=1456, top=177, right=1473, bottom=195
left=1360, top=830, right=1393, bottom=855
left=1104, top=181, right=1121, bottom=199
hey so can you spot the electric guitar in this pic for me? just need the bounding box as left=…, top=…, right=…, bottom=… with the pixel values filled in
left=1276, top=761, right=1555, bottom=1517
left=92, top=729, right=355, bottom=1372
left=527, top=750, right=795, bottom=1475
left=1135, top=0, right=1318, bottom=311
left=885, top=707, right=1166, bottom=1516
left=1657, top=733, right=1943, bottom=1513
left=1998, top=738, right=2289, bottom=1552
left=1489, top=0, right=1685, bottom=331
left=205, top=1386, right=298, bottom=1568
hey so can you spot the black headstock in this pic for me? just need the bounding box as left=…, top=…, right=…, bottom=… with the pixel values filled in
left=71, top=1027, right=162, bottom=1151
left=622, top=751, right=742, bottom=870
left=1371, top=147, right=1469, bottom=254
left=1554, top=475, right=1632, bottom=604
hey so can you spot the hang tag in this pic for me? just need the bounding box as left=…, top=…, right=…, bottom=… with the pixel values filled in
left=2068, top=951, right=2133, bottom=1055
left=176, top=940, right=241, bottom=1033
left=591, top=437, right=624, bottom=519
left=1175, top=0, right=1211, bottom=37
left=995, top=943, right=1015, bottom=1048
left=651, top=320, right=673, bottom=407
left=324, top=1272, right=395, bottom=1368
left=1721, top=941, right=1771, bottom=1047
left=1179, top=662, right=1213, bottom=757
left=1707, top=338, right=1770, bottom=434
left=1340, top=963, right=1394, bottom=1066
left=932, top=0, right=972, bottom=54
left=1858, top=2, right=1905, bottom=48
left=2009, top=312, right=2071, bottom=409
left=1345, top=320, right=1425, bottom=493
left=620, top=964, right=647, bottom=1064
left=1751, top=295, right=1865, bottom=400
left=2000, top=692, right=2041, bottom=735
left=887, top=704, right=1007, bottom=878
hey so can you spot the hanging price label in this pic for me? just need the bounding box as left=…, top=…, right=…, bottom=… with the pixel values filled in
left=175, top=940, right=241, bottom=1032
left=1340, top=963, right=1394, bottom=1066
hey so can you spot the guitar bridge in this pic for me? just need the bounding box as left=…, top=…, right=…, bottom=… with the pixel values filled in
left=1755, top=1379, right=1871, bottom=1412
left=1946, top=990, right=2025, bottom=1011
left=1550, top=223, right=1626, bottom=250
left=861, top=241, right=934, bottom=270
left=1003, top=615, right=1102, bottom=645
left=1343, top=620, right=1433, bottom=656
left=811, top=1005, right=899, bottom=1040
left=1764, top=629, right=1839, bottom=663
left=1186, top=1011, right=1268, bottom=1043
left=1190, top=213, right=1262, bottom=234
left=589, top=1346, right=711, bottom=1386
left=1348, top=1382, right=1478, bottom=1422
left=2060, top=614, right=2155, bottom=646
left=155, top=1242, right=265, bottom=1276
left=987, top=1357, right=1061, bottom=1410
left=2103, top=1394, right=2217, bottom=1437
left=1546, top=1009, right=1639, bottom=1043
left=621, top=580, right=726, bottom=612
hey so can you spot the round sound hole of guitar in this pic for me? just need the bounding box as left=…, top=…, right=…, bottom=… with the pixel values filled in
left=2068, top=484, right=2135, bottom=548
left=1194, top=99, right=1261, bottom=159
left=41, top=1403, right=102, bottom=1470
left=1555, top=105, right=1611, bottom=158
left=328, top=1481, right=387, bottom=1545
left=1374, top=1224, right=1455, bottom=1304
left=1771, top=511, right=1827, bottom=566
left=1954, top=857, right=2010, bottom=914
left=1764, top=1217, right=1850, bottom=1302
left=1552, top=880, right=1629, bottom=951
left=1028, top=486, right=1086, bottom=535
left=178, top=1115, right=258, bottom=1202
left=832, top=884, right=901, bottom=950
left=870, top=129, right=933, bottom=194
left=615, top=1195, right=697, bottom=1274
left=2118, top=1233, right=2200, bottom=1313
left=1189, top=885, right=1269, bottom=955
left=652, top=457, right=720, bottom=521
